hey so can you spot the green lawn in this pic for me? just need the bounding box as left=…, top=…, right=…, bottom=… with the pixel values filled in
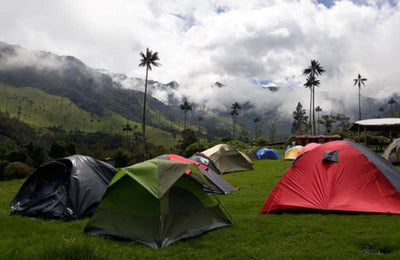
left=1, top=160, right=400, bottom=259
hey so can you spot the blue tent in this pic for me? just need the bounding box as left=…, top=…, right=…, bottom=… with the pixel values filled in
left=256, top=148, right=279, bottom=160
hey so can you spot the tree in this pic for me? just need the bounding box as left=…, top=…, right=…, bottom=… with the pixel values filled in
left=388, top=97, right=397, bottom=117
left=268, top=119, right=277, bottom=142
left=180, top=100, right=192, bottom=130
left=334, top=113, right=351, bottom=131
left=315, top=106, right=322, bottom=134
left=65, top=142, right=77, bottom=155
left=378, top=106, right=385, bottom=117
left=177, top=129, right=198, bottom=153
left=49, top=142, right=67, bottom=159
left=230, top=102, right=241, bottom=139
left=139, top=48, right=160, bottom=155
left=291, top=102, right=308, bottom=135
left=197, top=116, right=203, bottom=134
left=319, top=115, right=336, bottom=134
left=303, top=60, right=325, bottom=135
left=122, top=123, right=133, bottom=148
left=353, top=73, right=367, bottom=120
left=253, top=118, right=261, bottom=139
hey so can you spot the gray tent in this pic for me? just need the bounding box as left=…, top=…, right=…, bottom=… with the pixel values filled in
left=384, top=138, right=400, bottom=164
left=199, top=144, right=253, bottom=174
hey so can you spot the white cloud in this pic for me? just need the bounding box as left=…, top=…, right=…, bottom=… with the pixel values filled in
left=0, top=0, right=399, bottom=120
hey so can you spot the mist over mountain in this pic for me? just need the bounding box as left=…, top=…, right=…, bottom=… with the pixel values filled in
left=0, top=41, right=398, bottom=139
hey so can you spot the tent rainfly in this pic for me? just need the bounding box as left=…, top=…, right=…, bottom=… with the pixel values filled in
left=199, top=144, right=253, bottom=174
left=283, top=146, right=304, bottom=160
left=156, top=154, right=239, bottom=194
left=256, top=148, right=279, bottom=160
left=84, top=159, right=233, bottom=249
left=384, top=138, right=400, bottom=164
left=10, top=155, right=117, bottom=220
left=261, top=141, right=400, bottom=214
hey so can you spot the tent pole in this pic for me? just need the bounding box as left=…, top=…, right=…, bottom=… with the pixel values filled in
left=358, top=125, right=360, bottom=143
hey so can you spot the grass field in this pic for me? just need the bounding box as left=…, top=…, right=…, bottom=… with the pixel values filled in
left=2, top=159, right=400, bottom=259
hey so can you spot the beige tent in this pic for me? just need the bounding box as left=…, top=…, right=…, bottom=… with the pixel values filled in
left=384, top=138, right=400, bottom=164
left=201, top=144, right=253, bottom=174
left=283, top=146, right=304, bottom=160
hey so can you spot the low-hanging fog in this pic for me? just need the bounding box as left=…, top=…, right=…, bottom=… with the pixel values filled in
left=1, top=0, right=399, bottom=121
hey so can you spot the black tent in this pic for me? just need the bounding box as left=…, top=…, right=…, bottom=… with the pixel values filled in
left=10, top=155, right=117, bottom=220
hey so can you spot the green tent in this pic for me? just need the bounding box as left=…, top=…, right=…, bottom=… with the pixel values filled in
left=84, top=159, right=233, bottom=249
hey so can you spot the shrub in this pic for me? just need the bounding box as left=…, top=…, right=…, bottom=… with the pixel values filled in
left=183, top=141, right=208, bottom=157
left=112, top=149, right=130, bottom=168
left=226, top=140, right=252, bottom=151
left=0, top=160, right=10, bottom=180
left=253, top=137, right=269, bottom=146
left=4, top=162, right=33, bottom=180
left=7, top=150, right=28, bottom=163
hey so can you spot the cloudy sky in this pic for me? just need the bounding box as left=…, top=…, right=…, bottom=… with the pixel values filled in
left=1, top=0, right=399, bottom=118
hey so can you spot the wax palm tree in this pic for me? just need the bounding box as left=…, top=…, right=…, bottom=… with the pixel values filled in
left=180, top=100, right=192, bottom=129
left=303, top=75, right=320, bottom=134
left=315, top=106, right=322, bottom=135
left=253, top=118, right=260, bottom=138
left=378, top=106, right=385, bottom=117
left=122, top=122, right=133, bottom=148
left=303, top=60, right=325, bottom=135
left=197, top=116, right=203, bottom=134
left=230, top=109, right=239, bottom=139
left=388, top=97, right=397, bottom=117
left=139, top=48, right=160, bottom=153
left=353, top=73, right=367, bottom=120
left=230, top=102, right=241, bottom=139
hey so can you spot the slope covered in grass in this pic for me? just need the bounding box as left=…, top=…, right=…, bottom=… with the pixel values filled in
left=1, top=160, right=400, bottom=259
left=0, top=83, right=177, bottom=147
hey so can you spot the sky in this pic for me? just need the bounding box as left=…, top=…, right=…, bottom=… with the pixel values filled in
left=1, top=0, right=400, bottom=118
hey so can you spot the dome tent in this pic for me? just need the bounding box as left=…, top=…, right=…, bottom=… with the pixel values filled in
left=261, top=141, right=400, bottom=214
left=283, top=145, right=304, bottom=160
left=256, top=148, right=279, bottom=160
left=156, top=154, right=238, bottom=194
left=297, top=143, right=321, bottom=157
left=84, top=159, right=233, bottom=249
left=189, top=154, right=222, bottom=174
left=199, top=144, right=253, bottom=174
left=384, top=138, right=400, bottom=164
left=10, top=155, right=117, bottom=220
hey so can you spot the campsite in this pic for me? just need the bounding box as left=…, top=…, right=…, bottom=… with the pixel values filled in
left=1, top=156, right=400, bottom=259
left=2, top=0, right=400, bottom=259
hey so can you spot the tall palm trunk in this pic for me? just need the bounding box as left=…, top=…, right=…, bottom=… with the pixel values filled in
left=309, top=89, right=312, bottom=134
left=358, top=85, right=361, bottom=120
left=184, top=111, right=187, bottom=129
left=232, top=115, right=235, bottom=139
left=312, top=85, right=316, bottom=135
left=142, top=65, right=149, bottom=155
left=317, top=111, right=320, bottom=135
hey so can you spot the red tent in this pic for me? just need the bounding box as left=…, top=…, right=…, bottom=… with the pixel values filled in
left=156, top=154, right=238, bottom=194
left=261, top=141, right=400, bottom=214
